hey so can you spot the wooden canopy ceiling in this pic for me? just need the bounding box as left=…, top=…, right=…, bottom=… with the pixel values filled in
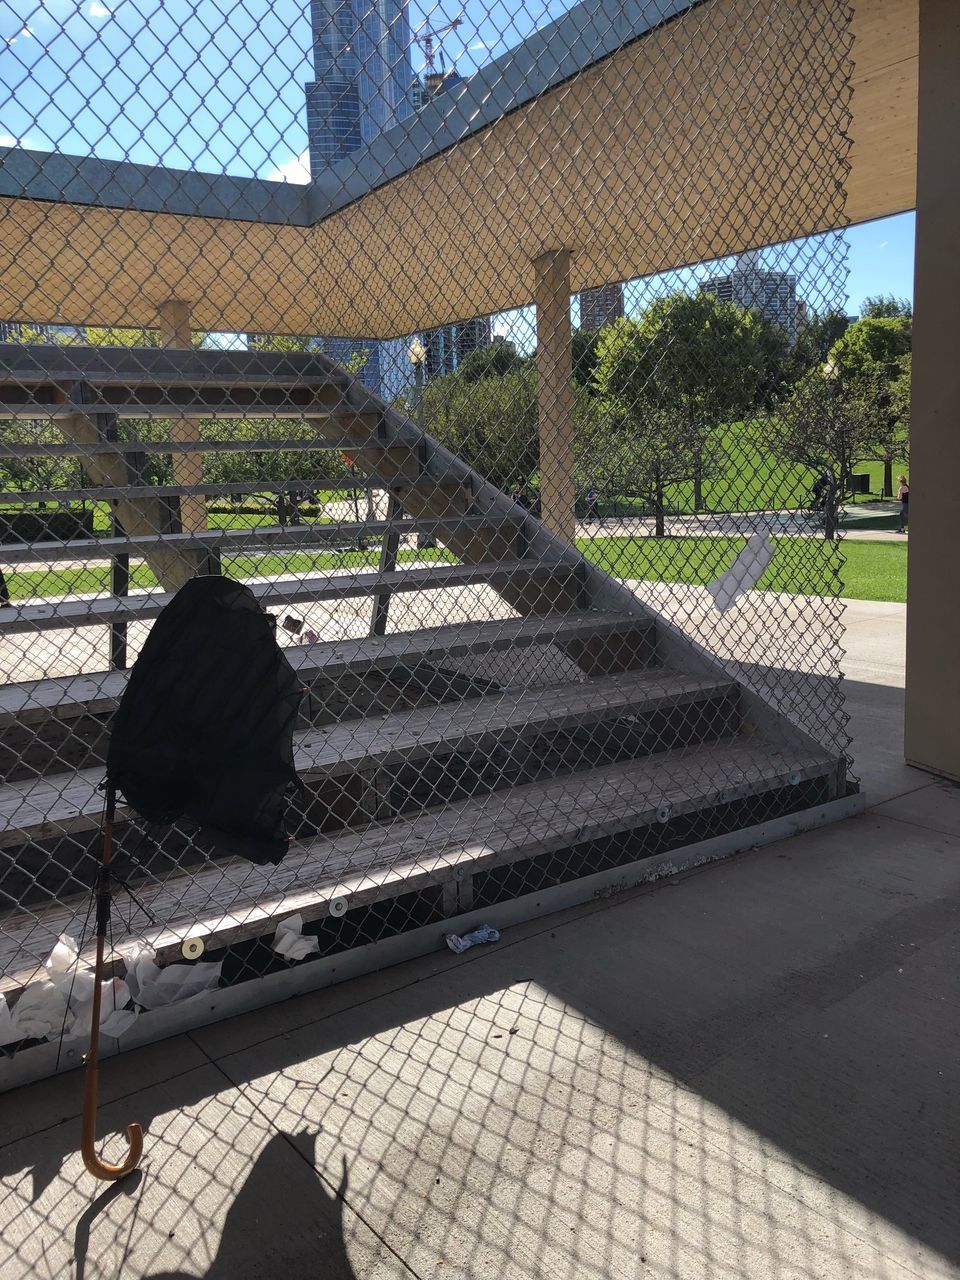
left=0, top=0, right=917, bottom=339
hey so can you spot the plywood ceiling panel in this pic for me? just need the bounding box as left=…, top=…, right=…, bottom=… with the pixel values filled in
left=0, top=0, right=917, bottom=337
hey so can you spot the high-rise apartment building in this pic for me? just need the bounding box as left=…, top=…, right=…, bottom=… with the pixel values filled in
left=578, top=283, right=624, bottom=331
left=699, top=251, right=799, bottom=341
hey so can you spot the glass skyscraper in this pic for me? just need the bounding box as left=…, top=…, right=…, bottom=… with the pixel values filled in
left=305, top=0, right=415, bottom=392
left=306, top=0, right=414, bottom=167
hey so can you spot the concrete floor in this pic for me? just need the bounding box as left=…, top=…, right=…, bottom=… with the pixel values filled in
left=1, top=599, right=958, bottom=1279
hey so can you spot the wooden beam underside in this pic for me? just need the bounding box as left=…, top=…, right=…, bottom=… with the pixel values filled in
left=0, top=0, right=916, bottom=339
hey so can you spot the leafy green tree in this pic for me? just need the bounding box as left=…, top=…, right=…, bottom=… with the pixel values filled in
left=829, top=316, right=911, bottom=495
left=792, top=309, right=850, bottom=372
left=830, top=316, right=911, bottom=374
left=593, top=294, right=768, bottom=518
left=249, top=332, right=370, bottom=380
left=763, top=367, right=895, bottom=538
left=409, top=367, right=539, bottom=492
left=572, top=328, right=602, bottom=391
left=456, top=339, right=527, bottom=382
left=860, top=294, right=912, bottom=320
left=0, top=419, right=78, bottom=499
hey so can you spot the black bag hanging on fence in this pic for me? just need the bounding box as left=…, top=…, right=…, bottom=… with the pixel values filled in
left=106, top=575, right=303, bottom=865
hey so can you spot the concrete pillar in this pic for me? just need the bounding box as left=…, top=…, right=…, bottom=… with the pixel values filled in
left=904, top=0, right=960, bottom=780
left=158, top=300, right=207, bottom=532
left=533, top=249, right=576, bottom=541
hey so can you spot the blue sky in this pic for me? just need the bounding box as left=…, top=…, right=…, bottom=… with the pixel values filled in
left=846, top=213, right=915, bottom=312
left=0, top=0, right=561, bottom=173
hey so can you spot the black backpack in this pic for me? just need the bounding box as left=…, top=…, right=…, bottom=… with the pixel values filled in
left=106, top=576, right=303, bottom=865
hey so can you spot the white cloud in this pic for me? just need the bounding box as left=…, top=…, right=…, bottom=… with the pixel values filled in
left=88, top=2, right=112, bottom=16
left=469, top=40, right=488, bottom=51
left=265, top=150, right=310, bottom=185
left=0, top=134, right=17, bottom=147
left=879, top=240, right=889, bottom=249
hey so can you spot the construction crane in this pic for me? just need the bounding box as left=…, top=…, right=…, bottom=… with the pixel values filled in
left=413, top=16, right=463, bottom=75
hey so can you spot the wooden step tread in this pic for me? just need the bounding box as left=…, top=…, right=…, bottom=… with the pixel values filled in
left=0, top=560, right=572, bottom=634
left=0, top=515, right=517, bottom=565
left=0, top=479, right=428, bottom=506
left=0, top=610, right=652, bottom=726
left=0, top=433, right=385, bottom=460
left=0, top=739, right=837, bottom=998
left=0, top=343, right=352, bottom=388
left=298, top=668, right=735, bottom=777
left=0, top=665, right=718, bottom=845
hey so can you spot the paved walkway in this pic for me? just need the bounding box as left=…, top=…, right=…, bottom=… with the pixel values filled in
left=2, top=601, right=957, bottom=1279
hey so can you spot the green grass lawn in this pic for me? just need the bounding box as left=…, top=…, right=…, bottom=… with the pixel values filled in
left=2, top=536, right=906, bottom=604
left=582, top=421, right=902, bottom=517
left=89, top=492, right=354, bottom=533
left=578, top=535, right=907, bottom=603
left=1, top=545, right=456, bottom=602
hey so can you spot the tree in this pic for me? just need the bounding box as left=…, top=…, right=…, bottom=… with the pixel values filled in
left=0, top=419, right=79, bottom=499
left=593, top=294, right=769, bottom=517
left=831, top=316, right=911, bottom=373
left=829, top=316, right=911, bottom=495
left=456, top=339, right=527, bottom=382
left=572, top=328, right=602, bottom=390
left=751, top=313, right=792, bottom=408
left=763, top=367, right=895, bottom=538
left=860, top=294, right=912, bottom=320
left=408, top=367, right=539, bottom=492
left=792, top=309, right=850, bottom=372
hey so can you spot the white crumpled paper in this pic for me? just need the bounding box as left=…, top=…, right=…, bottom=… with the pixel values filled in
left=707, top=533, right=776, bottom=612
left=272, top=914, right=320, bottom=961
left=41, top=933, right=137, bottom=1039
left=1, top=982, right=68, bottom=1043
left=3, top=979, right=70, bottom=1042
left=4, top=933, right=224, bottom=1050
left=64, top=977, right=138, bottom=1041
left=121, top=939, right=222, bottom=1010
left=0, top=994, right=17, bottom=1046
left=0, top=933, right=88, bottom=1044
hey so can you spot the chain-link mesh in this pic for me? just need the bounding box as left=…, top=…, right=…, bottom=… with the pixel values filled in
left=0, top=0, right=854, bottom=1065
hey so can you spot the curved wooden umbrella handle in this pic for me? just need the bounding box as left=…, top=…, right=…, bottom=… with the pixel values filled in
left=81, top=1114, right=144, bottom=1181
left=81, top=790, right=144, bottom=1182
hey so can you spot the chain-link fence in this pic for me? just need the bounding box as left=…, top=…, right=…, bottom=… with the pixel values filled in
left=0, top=0, right=857, bottom=1071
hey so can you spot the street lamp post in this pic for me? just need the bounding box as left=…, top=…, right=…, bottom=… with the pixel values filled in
left=408, top=336, right=426, bottom=435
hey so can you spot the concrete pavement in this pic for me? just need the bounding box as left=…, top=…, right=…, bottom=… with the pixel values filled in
left=2, top=599, right=958, bottom=1280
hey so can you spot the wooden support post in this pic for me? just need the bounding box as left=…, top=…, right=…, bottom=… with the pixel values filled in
left=904, top=0, right=960, bottom=780
left=533, top=249, right=576, bottom=542
left=158, top=300, right=207, bottom=533
left=58, top=399, right=198, bottom=592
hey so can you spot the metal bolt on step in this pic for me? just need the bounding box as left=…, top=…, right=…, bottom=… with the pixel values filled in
left=330, top=897, right=348, bottom=918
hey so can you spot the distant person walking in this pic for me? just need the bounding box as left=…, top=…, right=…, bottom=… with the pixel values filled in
left=897, top=474, right=909, bottom=533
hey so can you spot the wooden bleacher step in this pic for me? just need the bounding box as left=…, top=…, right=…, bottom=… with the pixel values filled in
left=0, top=667, right=733, bottom=849
left=0, top=738, right=840, bottom=999
left=0, top=611, right=656, bottom=727
left=0, top=515, right=522, bottom=566
left=0, top=560, right=579, bottom=634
